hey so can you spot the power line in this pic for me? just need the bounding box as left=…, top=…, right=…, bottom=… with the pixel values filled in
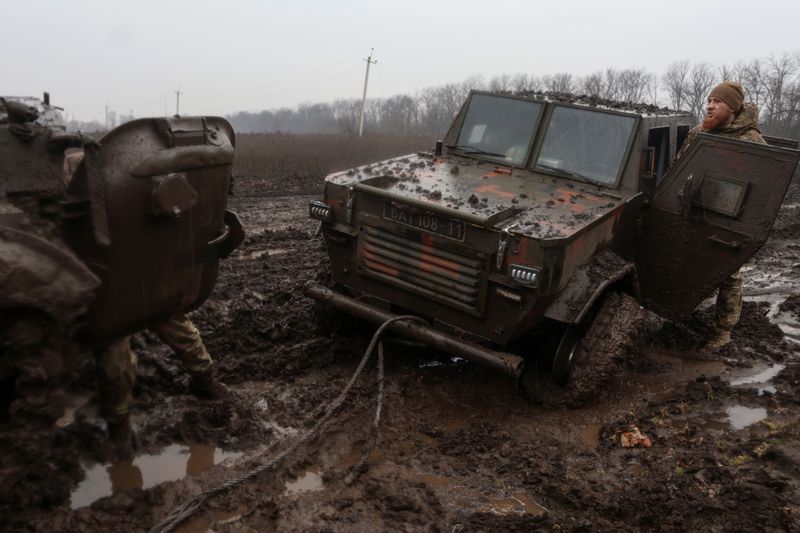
left=175, top=86, right=183, bottom=116
left=358, top=48, right=377, bottom=137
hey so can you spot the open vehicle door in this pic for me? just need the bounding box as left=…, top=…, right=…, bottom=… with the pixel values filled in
left=636, top=133, right=799, bottom=321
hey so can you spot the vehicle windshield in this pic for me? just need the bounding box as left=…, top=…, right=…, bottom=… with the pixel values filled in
left=536, top=106, right=636, bottom=186
left=454, top=94, right=543, bottom=165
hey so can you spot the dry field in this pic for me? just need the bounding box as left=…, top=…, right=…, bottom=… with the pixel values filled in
left=233, top=133, right=436, bottom=181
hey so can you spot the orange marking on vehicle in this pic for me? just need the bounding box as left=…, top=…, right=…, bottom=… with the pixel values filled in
left=474, top=183, right=516, bottom=199
left=507, top=237, right=530, bottom=263
left=553, top=187, right=589, bottom=213
left=419, top=234, right=460, bottom=272
left=481, top=171, right=507, bottom=179
left=363, top=255, right=399, bottom=276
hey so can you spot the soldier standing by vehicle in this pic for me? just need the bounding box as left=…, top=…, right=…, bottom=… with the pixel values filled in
left=676, top=81, right=766, bottom=351
left=99, top=314, right=229, bottom=449
left=62, top=150, right=229, bottom=450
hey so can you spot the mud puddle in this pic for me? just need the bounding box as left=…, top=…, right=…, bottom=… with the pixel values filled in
left=729, top=362, right=785, bottom=394
left=578, top=424, right=602, bottom=448
left=70, top=444, right=242, bottom=509
left=283, top=469, right=324, bottom=495
left=747, top=292, right=800, bottom=344
left=416, top=473, right=546, bottom=517
left=666, top=404, right=768, bottom=432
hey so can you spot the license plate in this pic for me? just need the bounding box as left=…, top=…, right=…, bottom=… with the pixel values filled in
left=383, top=201, right=466, bottom=241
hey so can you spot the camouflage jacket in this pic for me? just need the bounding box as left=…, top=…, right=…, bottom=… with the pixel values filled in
left=675, top=102, right=766, bottom=162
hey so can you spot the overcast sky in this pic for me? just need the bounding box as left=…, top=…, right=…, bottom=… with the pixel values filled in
left=3, top=0, right=797, bottom=122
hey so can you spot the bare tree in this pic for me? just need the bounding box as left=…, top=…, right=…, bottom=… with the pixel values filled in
left=380, top=94, right=419, bottom=134
left=739, top=58, right=766, bottom=108
left=644, top=73, right=659, bottom=105
left=686, top=63, right=717, bottom=121
left=762, top=53, right=799, bottom=133
left=580, top=71, right=605, bottom=97
left=488, top=74, right=513, bottom=92
left=511, top=73, right=539, bottom=92
left=542, top=73, right=574, bottom=93
left=617, top=69, right=652, bottom=102
left=662, top=60, right=691, bottom=110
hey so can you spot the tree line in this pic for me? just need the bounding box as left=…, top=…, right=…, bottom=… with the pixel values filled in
left=227, top=52, right=800, bottom=140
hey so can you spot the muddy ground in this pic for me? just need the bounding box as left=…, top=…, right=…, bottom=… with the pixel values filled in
left=4, top=169, right=800, bottom=532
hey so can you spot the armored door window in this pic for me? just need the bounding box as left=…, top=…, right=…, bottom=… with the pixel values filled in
left=454, top=94, right=543, bottom=166
left=693, top=173, right=749, bottom=217
left=536, top=106, right=636, bottom=187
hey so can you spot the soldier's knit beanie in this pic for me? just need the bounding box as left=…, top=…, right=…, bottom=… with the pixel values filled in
left=709, top=81, right=745, bottom=112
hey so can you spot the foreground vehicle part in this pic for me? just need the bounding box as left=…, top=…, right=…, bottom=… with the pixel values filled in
left=308, top=90, right=799, bottom=401
left=0, top=94, right=243, bottom=505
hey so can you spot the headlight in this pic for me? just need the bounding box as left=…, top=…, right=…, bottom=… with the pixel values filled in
left=509, top=264, right=540, bottom=287
left=309, top=201, right=333, bottom=221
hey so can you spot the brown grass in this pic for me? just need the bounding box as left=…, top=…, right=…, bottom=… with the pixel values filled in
left=233, top=132, right=436, bottom=180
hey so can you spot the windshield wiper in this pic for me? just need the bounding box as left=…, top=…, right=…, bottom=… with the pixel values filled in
left=536, top=163, right=608, bottom=188
left=446, top=144, right=506, bottom=158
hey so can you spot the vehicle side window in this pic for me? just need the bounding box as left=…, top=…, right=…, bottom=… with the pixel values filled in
left=647, top=127, right=670, bottom=185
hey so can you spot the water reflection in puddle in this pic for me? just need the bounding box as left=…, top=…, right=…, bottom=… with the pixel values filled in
left=730, top=363, right=784, bottom=394
left=283, top=469, right=324, bottom=496
left=70, top=444, right=242, bottom=509
left=674, top=405, right=768, bottom=433
left=725, top=405, right=768, bottom=430
left=750, top=293, right=800, bottom=344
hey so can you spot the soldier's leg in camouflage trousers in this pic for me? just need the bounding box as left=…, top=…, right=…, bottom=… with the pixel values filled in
left=94, top=337, right=137, bottom=421
left=705, top=269, right=743, bottom=351
left=150, top=313, right=212, bottom=373
left=95, top=337, right=137, bottom=453
left=150, top=313, right=227, bottom=399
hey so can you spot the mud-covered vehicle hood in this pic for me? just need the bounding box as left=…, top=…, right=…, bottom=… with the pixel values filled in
left=327, top=153, right=633, bottom=242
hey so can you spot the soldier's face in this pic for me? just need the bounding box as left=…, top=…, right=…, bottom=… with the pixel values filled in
left=704, top=96, right=734, bottom=129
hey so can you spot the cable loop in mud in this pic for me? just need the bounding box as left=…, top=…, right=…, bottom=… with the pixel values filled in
left=149, top=315, right=426, bottom=533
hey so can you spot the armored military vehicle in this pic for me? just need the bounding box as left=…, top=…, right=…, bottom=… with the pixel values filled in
left=0, top=94, right=243, bottom=495
left=308, top=90, right=799, bottom=403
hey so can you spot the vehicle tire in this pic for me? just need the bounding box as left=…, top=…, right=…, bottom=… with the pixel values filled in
left=521, top=292, right=646, bottom=407
left=550, top=324, right=582, bottom=386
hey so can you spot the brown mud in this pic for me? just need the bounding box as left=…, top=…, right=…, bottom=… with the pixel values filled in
left=3, top=172, right=800, bottom=532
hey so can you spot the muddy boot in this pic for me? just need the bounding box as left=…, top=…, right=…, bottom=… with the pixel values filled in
left=107, top=415, right=134, bottom=460
left=188, top=366, right=229, bottom=399
left=702, top=329, right=731, bottom=353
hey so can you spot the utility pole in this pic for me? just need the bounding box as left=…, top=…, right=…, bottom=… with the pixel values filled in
left=105, top=102, right=109, bottom=130
left=358, top=48, right=377, bottom=138
left=175, top=87, right=183, bottom=116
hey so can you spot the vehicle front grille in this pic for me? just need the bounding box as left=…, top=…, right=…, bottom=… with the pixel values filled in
left=360, top=225, right=482, bottom=312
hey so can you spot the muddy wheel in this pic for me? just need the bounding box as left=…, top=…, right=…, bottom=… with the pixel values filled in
left=550, top=325, right=582, bottom=386
left=522, top=292, right=646, bottom=407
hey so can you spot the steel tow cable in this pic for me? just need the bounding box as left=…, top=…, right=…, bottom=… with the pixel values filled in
left=149, top=315, right=426, bottom=533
